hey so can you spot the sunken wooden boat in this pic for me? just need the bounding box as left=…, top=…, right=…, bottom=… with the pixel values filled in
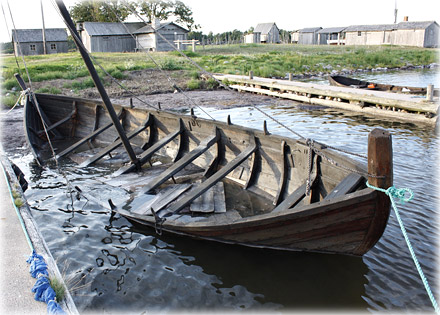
left=23, top=91, right=392, bottom=256
left=329, top=74, right=438, bottom=96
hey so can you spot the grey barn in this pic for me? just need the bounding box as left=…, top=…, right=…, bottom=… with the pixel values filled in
left=12, top=28, right=68, bottom=55
left=244, top=22, right=280, bottom=44
left=77, top=22, right=146, bottom=53
left=134, top=20, right=189, bottom=52
left=317, top=27, right=346, bottom=45
left=298, top=27, right=322, bottom=45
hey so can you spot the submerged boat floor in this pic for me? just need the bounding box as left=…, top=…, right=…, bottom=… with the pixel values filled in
left=67, top=147, right=274, bottom=224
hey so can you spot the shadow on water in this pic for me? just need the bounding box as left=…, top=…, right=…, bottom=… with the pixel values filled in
left=83, top=217, right=370, bottom=312
left=134, top=227, right=370, bottom=310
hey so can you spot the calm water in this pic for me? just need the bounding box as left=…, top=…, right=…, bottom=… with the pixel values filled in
left=8, top=69, right=439, bottom=312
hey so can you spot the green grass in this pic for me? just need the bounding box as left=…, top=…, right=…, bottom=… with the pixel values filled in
left=49, top=276, right=66, bottom=302
left=35, top=86, right=62, bottom=94
left=0, top=45, right=437, bottom=107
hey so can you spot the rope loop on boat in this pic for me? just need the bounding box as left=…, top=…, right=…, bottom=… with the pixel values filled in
left=305, top=139, right=314, bottom=195
left=366, top=182, right=438, bottom=312
left=151, top=208, right=166, bottom=235
left=0, top=88, right=29, bottom=116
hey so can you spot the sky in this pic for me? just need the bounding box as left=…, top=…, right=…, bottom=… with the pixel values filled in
left=1, top=0, right=440, bottom=42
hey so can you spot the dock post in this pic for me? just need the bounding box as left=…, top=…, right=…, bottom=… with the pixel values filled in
left=288, top=73, right=293, bottom=81
left=354, top=128, right=393, bottom=255
left=426, top=84, right=434, bottom=101
left=368, top=128, right=392, bottom=190
left=249, top=71, right=253, bottom=80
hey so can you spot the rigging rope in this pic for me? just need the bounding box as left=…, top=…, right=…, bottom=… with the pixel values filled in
left=366, top=182, right=439, bottom=312
left=119, top=0, right=373, bottom=163
left=6, top=0, right=76, bottom=201
left=48, top=0, right=159, bottom=111
left=109, top=1, right=216, bottom=120
left=1, top=2, right=23, bottom=78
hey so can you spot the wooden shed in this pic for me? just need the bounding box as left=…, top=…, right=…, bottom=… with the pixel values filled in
left=244, top=32, right=261, bottom=44
left=253, top=23, right=280, bottom=43
left=134, top=20, right=188, bottom=52
left=77, top=22, right=146, bottom=52
left=298, top=27, right=322, bottom=45
left=317, top=27, right=346, bottom=45
left=290, top=30, right=299, bottom=44
left=345, top=24, right=396, bottom=46
left=12, top=28, right=68, bottom=55
left=394, top=21, right=439, bottom=48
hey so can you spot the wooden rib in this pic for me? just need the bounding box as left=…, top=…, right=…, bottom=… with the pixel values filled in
left=163, top=137, right=257, bottom=215
left=323, top=173, right=364, bottom=200
left=114, top=119, right=185, bottom=175
left=56, top=110, right=125, bottom=159
left=79, top=114, right=152, bottom=167
left=273, top=141, right=288, bottom=206
left=141, top=128, right=220, bottom=194
left=244, top=150, right=258, bottom=189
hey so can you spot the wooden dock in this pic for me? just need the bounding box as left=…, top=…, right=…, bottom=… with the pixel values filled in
left=213, top=74, right=439, bottom=126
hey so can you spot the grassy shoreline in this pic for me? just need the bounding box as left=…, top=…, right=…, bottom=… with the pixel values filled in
left=1, top=44, right=438, bottom=107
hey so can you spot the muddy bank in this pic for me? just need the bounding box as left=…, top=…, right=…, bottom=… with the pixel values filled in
left=109, top=89, right=300, bottom=111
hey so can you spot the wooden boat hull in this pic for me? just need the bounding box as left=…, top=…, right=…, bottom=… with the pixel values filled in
left=329, top=75, right=437, bottom=95
left=24, top=93, right=391, bottom=256
left=122, top=188, right=385, bottom=255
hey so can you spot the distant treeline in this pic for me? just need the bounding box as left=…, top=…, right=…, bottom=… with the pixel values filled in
left=188, top=29, right=292, bottom=45
left=1, top=42, right=13, bottom=54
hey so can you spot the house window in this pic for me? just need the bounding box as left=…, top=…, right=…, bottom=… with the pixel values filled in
left=30, top=44, right=36, bottom=51
left=50, top=43, right=57, bottom=50
left=358, top=31, right=362, bottom=36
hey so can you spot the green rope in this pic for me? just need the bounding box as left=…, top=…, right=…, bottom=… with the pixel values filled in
left=366, top=182, right=439, bottom=312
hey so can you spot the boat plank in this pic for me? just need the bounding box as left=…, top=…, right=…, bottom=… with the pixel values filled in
left=214, top=201, right=374, bottom=243
left=190, top=184, right=214, bottom=213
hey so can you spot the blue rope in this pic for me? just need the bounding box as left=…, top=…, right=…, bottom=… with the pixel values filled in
left=366, top=182, right=439, bottom=312
left=27, top=251, right=67, bottom=315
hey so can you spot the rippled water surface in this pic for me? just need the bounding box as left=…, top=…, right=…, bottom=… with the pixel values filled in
left=9, top=70, right=439, bottom=312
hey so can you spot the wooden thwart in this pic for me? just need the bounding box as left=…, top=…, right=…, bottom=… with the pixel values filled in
left=114, top=119, right=185, bottom=176
left=141, top=128, right=220, bottom=194
left=323, top=173, right=364, bottom=200
left=79, top=114, right=152, bottom=167
left=56, top=110, right=125, bottom=159
left=38, top=106, right=77, bottom=137
left=271, top=181, right=308, bottom=213
left=163, top=137, right=257, bottom=215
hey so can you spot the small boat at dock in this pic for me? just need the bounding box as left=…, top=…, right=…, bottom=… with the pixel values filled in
left=328, top=75, right=438, bottom=96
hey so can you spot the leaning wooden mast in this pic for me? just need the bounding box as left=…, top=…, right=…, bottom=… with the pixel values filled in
left=40, top=0, right=47, bottom=54
left=54, top=0, right=140, bottom=169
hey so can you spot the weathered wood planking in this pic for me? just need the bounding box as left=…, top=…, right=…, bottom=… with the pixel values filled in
left=213, top=74, right=439, bottom=125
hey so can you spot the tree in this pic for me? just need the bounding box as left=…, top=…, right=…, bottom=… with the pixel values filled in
left=136, top=0, right=198, bottom=31
left=69, top=0, right=133, bottom=24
